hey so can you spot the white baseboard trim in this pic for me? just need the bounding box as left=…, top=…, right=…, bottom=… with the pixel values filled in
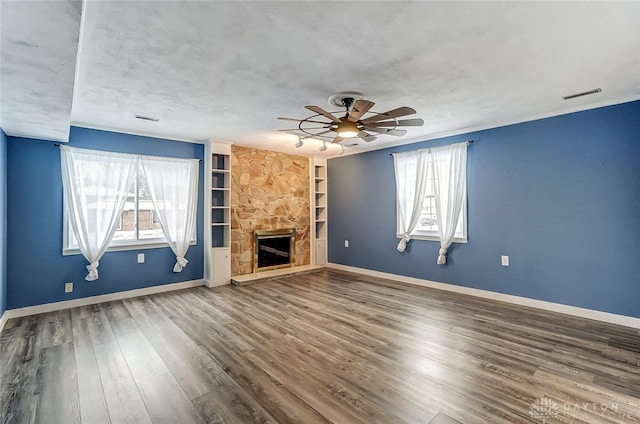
left=204, top=279, right=230, bottom=288
left=0, top=311, right=8, bottom=334
left=327, top=263, right=640, bottom=330
left=1, top=279, right=205, bottom=324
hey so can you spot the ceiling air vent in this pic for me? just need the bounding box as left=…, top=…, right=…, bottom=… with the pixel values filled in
left=562, top=88, right=602, bottom=101
left=134, top=114, right=159, bottom=122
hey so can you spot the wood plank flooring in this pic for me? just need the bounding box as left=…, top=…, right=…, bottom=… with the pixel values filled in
left=1, top=268, right=639, bottom=423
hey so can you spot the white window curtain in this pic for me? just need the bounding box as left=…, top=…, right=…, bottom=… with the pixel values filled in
left=60, top=146, right=139, bottom=281
left=393, top=142, right=468, bottom=263
left=393, top=149, right=429, bottom=252
left=430, top=142, right=467, bottom=264
left=141, top=156, right=199, bottom=272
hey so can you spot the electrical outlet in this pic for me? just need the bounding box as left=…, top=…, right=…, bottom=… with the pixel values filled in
left=344, top=240, right=349, bottom=248
left=64, top=282, right=73, bottom=293
left=137, top=253, right=145, bottom=263
left=501, top=255, right=510, bottom=267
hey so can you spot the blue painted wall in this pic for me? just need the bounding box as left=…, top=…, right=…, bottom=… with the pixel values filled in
left=6, top=127, right=204, bottom=309
left=0, top=128, right=7, bottom=316
left=328, top=100, right=640, bottom=318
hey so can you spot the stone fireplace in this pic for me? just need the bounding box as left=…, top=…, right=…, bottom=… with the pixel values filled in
left=230, top=146, right=310, bottom=275
left=253, top=229, right=296, bottom=273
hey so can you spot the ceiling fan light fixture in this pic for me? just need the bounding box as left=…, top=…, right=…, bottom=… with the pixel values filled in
left=279, top=94, right=422, bottom=146
left=336, top=120, right=359, bottom=138
left=319, top=141, right=327, bottom=152
left=295, top=137, right=303, bottom=148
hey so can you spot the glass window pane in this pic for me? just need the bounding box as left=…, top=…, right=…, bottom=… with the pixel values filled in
left=138, top=172, right=164, bottom=240
left=64, top=161, right=180, bottom=252
left=112, top=179, right=137, bottom=242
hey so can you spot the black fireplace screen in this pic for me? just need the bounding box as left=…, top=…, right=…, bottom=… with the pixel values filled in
left=257, top=237, right=291, bottom=269
left=253, top=229, right=296, bottom=273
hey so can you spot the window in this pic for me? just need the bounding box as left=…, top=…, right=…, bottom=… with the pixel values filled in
left=63, top=167, right=195, bottom=254
left=61, top=146, right=200, bottom=278
left=412, top=163, right=466, bottom=242
left=395, top=143, right=467, bottom=244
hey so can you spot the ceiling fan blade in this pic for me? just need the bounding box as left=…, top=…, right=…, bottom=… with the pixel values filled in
left=278, top=125, right=330, bottom=132
left=360, top=107, right=417, bottom=124
left=305, top=106, right=341, bottom=123
left=358, top=131, right=377, bottom=142
left=278, top=117, right=334, bottom=125
left=348, top=100, right=375, bottom=122
left=363, top=127, right=408, bottom=137
left=366, top=118, right=424, bottom=127
left=300, top=130, right=333, bottom=139
left=385, top=129, right=408, bottom=137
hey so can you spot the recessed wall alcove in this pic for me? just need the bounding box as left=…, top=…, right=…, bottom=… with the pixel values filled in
left=230, top=145, right=310, bottom=275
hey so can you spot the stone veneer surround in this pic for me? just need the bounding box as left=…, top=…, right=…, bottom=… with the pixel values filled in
left=230, top=145, right=310, bottom=275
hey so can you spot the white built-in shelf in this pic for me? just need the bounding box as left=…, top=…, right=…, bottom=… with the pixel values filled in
left=313, top=159, right=328, bottom=266
left=211, top=152, right=231, bottom=249
left=206, top=145, right=233, bottom=288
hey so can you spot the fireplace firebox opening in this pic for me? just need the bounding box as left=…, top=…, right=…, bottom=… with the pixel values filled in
left=253, top=229, right=296, bottom=273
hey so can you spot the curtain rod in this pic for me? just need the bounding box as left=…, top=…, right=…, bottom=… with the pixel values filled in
left=389, top=139, right=474, bottom=156
left=52, top=144, right=203, bottom=162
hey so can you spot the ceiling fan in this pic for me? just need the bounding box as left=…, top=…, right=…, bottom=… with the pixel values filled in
left=278, top=94, right=424, bottom=150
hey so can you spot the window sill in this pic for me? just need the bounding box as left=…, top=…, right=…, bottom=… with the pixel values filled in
left=396, top=233, right=468, bottom=244
left=62, top=240, right=196, bottom=256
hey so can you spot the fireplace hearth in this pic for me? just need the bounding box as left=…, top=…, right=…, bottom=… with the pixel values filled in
left=253, top=229, right=296, bottom=273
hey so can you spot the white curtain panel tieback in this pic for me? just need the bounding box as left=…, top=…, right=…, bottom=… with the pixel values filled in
left=393, top=149, right=429, bottom=253
left=437, top=248, right=448, bottom=265
left=431, top=142, right=467, bottom=265
left=61, top=146, right=139, bottom=281
left=174, top=256, right=189, bottom=272
left=141, top=156, right=199, bottom=273
left=86, top=261, right=100, bottom=281
left=397, top=234, right=411, bottom=252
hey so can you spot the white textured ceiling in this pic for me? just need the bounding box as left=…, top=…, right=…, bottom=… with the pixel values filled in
left=2, top=1, right=639, bottom=156
left=0, top=0, right=82, bottom=141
